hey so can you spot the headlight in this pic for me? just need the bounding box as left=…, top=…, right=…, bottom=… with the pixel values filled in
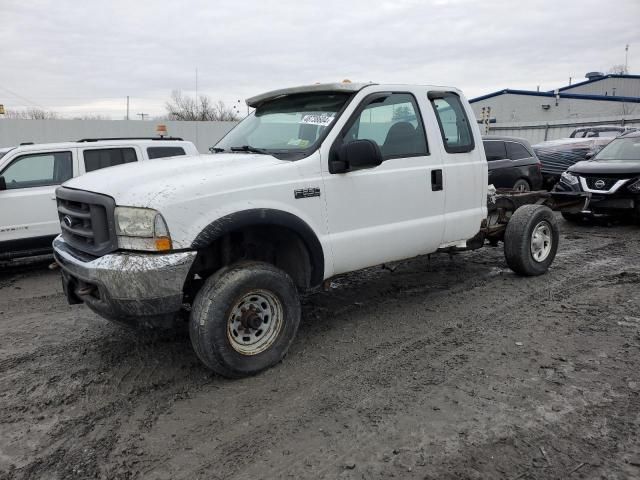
left=114, top=207, right=172, bottom=252
left=560, top=171, right=579, bottom=186
left=628, top=179, right=640, bottom=193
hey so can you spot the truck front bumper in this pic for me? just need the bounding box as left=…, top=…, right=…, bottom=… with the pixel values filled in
left=53, top=236, right=197, bottom=328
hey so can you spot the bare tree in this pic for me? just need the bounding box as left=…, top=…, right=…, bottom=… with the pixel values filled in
left=3, top=108, right=59, bottom=119
left=165, top=90, right=239, bottom=121
left=608, top=64, right=628, bottom=75
left=72, top=114, right=110, bottom=120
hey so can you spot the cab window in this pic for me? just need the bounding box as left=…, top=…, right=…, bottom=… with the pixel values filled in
left=1, top=151, right=72, bottom=189
left=147, top=146, right=186, bottom=159
left=83, top=148, right=137, bottom=172
left=343, top=93, right=428, bottom=159
left=429, top=92, right=474, bottom=153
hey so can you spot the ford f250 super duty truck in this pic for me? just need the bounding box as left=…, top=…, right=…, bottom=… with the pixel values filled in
left=52, top=82, right=586, bottom=378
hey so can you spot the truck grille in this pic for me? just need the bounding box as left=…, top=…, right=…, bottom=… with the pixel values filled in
left=56, top=187, right=118, bottom=256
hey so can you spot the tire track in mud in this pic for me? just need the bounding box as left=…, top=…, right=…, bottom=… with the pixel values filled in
left=235, top=247, right=638, bottom=479
left=154, top=236, right=629, bottom=479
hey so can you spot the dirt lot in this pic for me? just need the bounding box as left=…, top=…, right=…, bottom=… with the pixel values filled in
left=1, top=216, right=639, bottom=480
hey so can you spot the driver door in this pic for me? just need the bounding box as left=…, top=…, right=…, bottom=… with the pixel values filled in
left=320, top=91, right=445, bottom=275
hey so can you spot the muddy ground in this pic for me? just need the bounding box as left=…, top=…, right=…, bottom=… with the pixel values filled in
left=0, top=216, right=639, bottom=480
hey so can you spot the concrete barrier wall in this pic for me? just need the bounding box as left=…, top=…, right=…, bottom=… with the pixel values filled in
left=0, top=119, right=238, bottom=153
left=482, top=114, right=640, bottom=144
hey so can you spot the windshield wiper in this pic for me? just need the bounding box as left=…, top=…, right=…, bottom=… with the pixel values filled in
left=230, top=145, right=269, bottom=154
left=209, top=147, right=225, bottom=153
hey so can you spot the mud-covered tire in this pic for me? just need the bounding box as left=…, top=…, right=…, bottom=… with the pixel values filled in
left=189, top=261, right=301, bottom=378
left=504, top=205, right=559, bottom=276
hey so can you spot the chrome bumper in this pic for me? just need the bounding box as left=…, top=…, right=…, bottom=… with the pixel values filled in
left=53, top=236, right=197, bottom=328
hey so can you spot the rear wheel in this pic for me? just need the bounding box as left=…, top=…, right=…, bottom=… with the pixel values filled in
left=504, top=205, right=559, bottom=276
left=189, top=261, right=301, bottom=378
left=513, top=179, right=531, bottom=192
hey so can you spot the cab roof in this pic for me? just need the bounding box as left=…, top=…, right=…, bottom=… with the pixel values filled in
left=246, top=82, right=376, bottom=108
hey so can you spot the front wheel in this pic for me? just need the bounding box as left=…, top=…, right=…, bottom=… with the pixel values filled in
left=189, top=261, right=301, bottom=378
left=504, top=205, right=559, bottom=276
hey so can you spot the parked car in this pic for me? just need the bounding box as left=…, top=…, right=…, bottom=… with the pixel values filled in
left=554, top=131, right=640, bottom=221
left=569, top=125, right=637, bottom=138
left=534, top=126, right=637, bottom=189
left=482, top=136, right=543, bottom=191
left=51, top=81, right=584, bottom=378
left=0, top=138, right=198, bottom=260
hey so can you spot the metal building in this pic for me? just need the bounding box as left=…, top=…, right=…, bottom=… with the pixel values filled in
left=470, top=74, right=640, bottom=123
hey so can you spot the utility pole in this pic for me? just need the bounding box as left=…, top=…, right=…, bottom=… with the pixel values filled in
left=625, top=44, right=629, bottom=74
left=137, top=113, right=148, bottom=121
left=126, top=96, right=130, bottom=120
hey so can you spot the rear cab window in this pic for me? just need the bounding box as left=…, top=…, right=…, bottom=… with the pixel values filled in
left=83, top=148, right=137, bottom=173
left=147, top=146, right=186, bottom=159
left=428, top=92, right=474, bottom=153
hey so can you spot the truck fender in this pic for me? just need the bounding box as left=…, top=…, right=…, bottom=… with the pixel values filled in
left=191, top=209, right=325, bottom=287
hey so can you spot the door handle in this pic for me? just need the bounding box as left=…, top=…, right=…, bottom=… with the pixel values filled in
left=431, top=169, right=443, bottom=191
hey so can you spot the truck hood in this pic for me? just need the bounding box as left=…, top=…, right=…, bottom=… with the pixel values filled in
left=569, top=159, right=640, bottom=176
left=62, top=153, right=289, bottom=207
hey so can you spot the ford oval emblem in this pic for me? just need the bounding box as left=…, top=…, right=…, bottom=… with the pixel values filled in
left=594, top=179, right=606, bottom=189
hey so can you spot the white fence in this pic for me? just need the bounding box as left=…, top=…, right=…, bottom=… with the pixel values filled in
left=0, top=119, right=237, bottom=153
left=483, top=114, right=640, bottom=144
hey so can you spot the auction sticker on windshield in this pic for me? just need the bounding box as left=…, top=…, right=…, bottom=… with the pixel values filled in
left=301, top=113, right=335, bottom=126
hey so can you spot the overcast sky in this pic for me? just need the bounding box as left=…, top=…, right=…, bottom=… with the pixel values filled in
left=1, top=0, right=638, bottom=119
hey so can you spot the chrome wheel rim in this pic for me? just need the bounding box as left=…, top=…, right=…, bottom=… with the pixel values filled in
left=515, top=182, right=530, bottom=192
left=227, top=290, right=283, bottom=355
left=530, top=221, right=552, bottom=262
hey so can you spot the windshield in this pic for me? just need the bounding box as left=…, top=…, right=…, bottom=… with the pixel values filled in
left=595, top=136, right=640, bottom=161
left=214, top=92, right=352, bottom=159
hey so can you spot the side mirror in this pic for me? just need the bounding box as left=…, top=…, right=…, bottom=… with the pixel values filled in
left=585, top=151, right=595, bottom=160
left=0, top=176, right=6, bottom=191
left=330, top=139, right=383, bottom=174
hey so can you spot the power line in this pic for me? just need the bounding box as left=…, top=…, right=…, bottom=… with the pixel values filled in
left=0, top=84, right=48, bottom=109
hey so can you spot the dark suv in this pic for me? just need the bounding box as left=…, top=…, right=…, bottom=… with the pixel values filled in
left=482, top=136, right=543, bottom=191
left=554, top=131, right=640, bottom=222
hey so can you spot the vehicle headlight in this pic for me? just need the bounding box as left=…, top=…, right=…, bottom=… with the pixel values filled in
left=628, top=179, right=640, bottom=193
left=114, top=206, right=172, bottom=252
left=560, top=171, right=579, bottom=186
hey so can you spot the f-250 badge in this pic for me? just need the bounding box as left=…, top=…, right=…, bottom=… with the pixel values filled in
left=294, top=187, right=321, bottom=199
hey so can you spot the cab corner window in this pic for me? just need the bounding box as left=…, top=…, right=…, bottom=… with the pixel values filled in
left=1, top=151, right=72, bottom=189
left=343, top=93, right=429, bottom=160
left=84, top=148, right=137, bottom=172
left=429, top=92, right=474, bottom=153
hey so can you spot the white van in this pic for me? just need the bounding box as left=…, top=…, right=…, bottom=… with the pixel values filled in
left=0, top=138, right=198, bottom=260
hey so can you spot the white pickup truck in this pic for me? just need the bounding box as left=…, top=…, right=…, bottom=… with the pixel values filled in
left=52, top=82, right=584, bottom=378
left=0, top=138, right=198, bottom=260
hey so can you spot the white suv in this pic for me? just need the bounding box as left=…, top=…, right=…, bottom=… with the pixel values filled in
left=0, top=138, right=198, bottom=260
